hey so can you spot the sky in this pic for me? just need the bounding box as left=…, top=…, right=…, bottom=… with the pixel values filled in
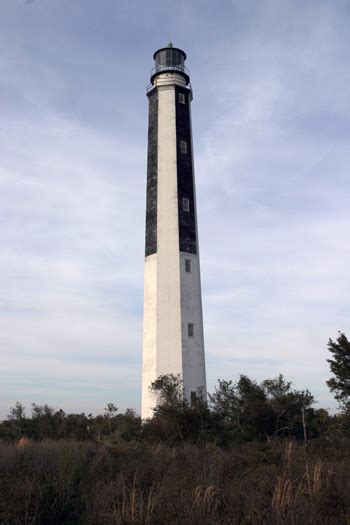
left=1, top=0, right=349, bottom=418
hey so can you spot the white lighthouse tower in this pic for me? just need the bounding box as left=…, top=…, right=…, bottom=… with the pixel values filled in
left=142, top=44, right=206, bottom=419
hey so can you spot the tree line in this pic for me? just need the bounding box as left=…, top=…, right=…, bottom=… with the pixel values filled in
left=1, top=331, right=349, bottom=445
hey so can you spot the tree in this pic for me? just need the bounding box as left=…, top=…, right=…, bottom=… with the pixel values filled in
left=5, top=402, right=27, bottom=440
left=327, top=332, right=350, bottom=411
left=262, top=374, right=292, bottom=398
left=104, top=403, right=118, bottom=436
left=114, top=409, right=142, bottom=441
left=8, top=401, right=26, bottom=421
left=262, top=374, right=314, bottom=438
left=150, top=374, right=185, bottom=410
left=143, top=374, right=212, bottom=444
left=30, top=404, right=67, bottom=439
left=209, top=375, right=273, bottom=441
left=209, top=374, right=315, bottom=442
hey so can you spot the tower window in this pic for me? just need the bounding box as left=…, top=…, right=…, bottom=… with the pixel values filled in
left=180, top=140, right=187, bottom=154
left=197, top=386, right=204, bottom=397
left=179, top=93, right=186, bottom=104
left=188, top=323, right=194, bottom=337
left=185, top=259, right=191, bottom=273
left=183, top=197, right=190, bottom=212
left=191, top=391, right=197, bottom=406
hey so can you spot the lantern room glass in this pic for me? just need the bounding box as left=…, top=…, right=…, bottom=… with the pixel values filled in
left=155, top=49, right=185, bottom=69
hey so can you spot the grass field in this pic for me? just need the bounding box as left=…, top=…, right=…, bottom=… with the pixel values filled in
left=0, top=437, right=349, bottom=524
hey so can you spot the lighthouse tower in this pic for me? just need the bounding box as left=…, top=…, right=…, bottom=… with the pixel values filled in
left=142, top=44, right=206, bottom=419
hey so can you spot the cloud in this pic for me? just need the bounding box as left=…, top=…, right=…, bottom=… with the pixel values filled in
left=0, top=106, right=146, bottom=416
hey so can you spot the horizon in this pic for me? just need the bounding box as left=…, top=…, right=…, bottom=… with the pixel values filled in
left=1, top=0, right=349, bottom=418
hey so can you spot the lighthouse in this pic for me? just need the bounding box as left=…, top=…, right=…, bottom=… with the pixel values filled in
left=142, top=44, right=206, bottom=419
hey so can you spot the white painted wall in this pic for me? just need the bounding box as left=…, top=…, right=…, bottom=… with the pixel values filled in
left=180, top=252, right=207, bottom=402
left=156, top=85, right=182, bottom=381
left=141, top=254, right=157, bottom=419
left=154, top=72, right=187, bottom=89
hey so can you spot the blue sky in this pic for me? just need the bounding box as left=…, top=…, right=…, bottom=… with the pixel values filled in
left=1, top=0, right=349, bottom=417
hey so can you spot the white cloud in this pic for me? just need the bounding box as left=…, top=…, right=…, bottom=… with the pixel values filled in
left=0, top=109, right=145, bottom=416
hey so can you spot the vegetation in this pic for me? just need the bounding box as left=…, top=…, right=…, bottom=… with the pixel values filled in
left=0, top=438, right=349, bottom=524
left=327, top=332, right=350, bottom=411
left=0, top=333, right=349, bottom=523
left=0, top=402, right=141, bottom=443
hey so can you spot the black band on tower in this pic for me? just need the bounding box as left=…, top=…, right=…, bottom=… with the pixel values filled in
left=175, top=86, right=197, bottom=255
left=145, top=89, right=158, bottom=257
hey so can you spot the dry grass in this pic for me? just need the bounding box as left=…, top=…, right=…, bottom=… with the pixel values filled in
left=116, top=475, right=156, bottom=524
left=192, top=484, right=225, bottom=516
left=0, top=438, right=349, bottom=524
left=272, top=474, right=297, bottom=523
